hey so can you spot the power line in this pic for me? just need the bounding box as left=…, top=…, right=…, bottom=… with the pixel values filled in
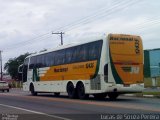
left=4, top=36, right=52, bottom=52
left=3, top=0, right=159, bottom=52
left=3, top=0, right=126, bottom=51
left=3, top=32, right=51, bottom=51
left=57, top=0, right=130, bottom=32
left=48, top=0, right=123, bottom=32
left=63, top=0, right=140, bottom=32
left=124, top=17, right=160, bottom=33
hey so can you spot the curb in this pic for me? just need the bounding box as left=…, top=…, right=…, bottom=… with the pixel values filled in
left=124, top=94, right=158, bottom=98
left=143, top=95, right=154, bottom=98
left=124, top=94, right=137, bottom=97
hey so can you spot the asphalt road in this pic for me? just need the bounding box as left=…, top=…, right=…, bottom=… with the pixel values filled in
left=0, top=89, right=160, bottom=120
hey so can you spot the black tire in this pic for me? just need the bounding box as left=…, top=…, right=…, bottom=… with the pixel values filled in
left=54, top=92, right=60, bottom=97
left=77, top=82, right=89, bottom=99
left=108, top=93, right=119, bottom=100
left=7, top=89, right=9, bottom=92
left=93, top=93, right=107, bottom=100
left=30, top=84, right=37, bottom=96
left=67, top=82, right=77, bottom=99
left=2, top=90, right=4, bottom=92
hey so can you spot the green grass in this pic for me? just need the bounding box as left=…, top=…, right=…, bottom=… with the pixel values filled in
left=143, top=92, right=160, bottom=96
left=134, top=92, right=160, bottom=97
left=133, top=77, right=160, bottom=96
left=144, top=77, right=160, bottom=87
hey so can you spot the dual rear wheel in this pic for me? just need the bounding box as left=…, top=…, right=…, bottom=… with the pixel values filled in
left=66, top=82, right=119, bottom=100
left=67, top=82, right=88, bottom=99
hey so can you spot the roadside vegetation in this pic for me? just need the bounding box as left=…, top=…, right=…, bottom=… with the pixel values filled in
left=144, top=77, right=160, bottom=87
left=135, top=92, right=160, bottom=98
left=132, top=77, right=160, bottom=97
left=4, top=53, right=29, bottom=89
left=4, top=53, right=30, bottom=80
left=9, top=81, right=22, bottom=88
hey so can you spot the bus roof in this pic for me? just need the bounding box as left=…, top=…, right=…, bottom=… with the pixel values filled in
left=26, top=34, right=105, bottom=59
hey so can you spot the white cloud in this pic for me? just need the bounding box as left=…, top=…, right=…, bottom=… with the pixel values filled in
left=0, top=0, right=160, bottom=69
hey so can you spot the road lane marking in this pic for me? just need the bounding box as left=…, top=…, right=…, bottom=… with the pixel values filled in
left=1, top=93, right=160, bottom=113
left=0, top=103, right=71, bottom=120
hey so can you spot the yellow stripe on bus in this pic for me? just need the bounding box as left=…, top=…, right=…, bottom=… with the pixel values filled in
left=40, top=60, right=97, bottom=81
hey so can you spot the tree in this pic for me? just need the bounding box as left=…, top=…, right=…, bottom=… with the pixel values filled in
left=4, top=53, right=30, bottom=80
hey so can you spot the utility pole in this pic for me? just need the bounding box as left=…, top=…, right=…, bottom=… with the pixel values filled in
left=52, top=32, right=64, bottom=45
left=0, top=51, right=2, bottom=81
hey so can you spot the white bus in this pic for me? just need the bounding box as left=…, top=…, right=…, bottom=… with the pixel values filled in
left=22, top=34, right=144, bottom=100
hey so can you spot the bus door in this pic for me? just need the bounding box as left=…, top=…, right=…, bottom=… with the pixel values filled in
left=22, top=58, right=29, bottom=83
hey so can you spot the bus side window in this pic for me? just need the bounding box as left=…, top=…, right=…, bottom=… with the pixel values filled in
left=41, top=54, right=45, bottom=67
left=55, top=50, right=61, bottom=65
left=104, top=64, right=108, bottom=75
left=36, top=56, right=41, bottom=68
left=66, top=48, right=73, bottom=64
left=104, top=64, right=108, bottom=82
left=77, top=45, right=88, bottom=62
left=29, top=57, right=33, bottom=69
left=60, top=50, right=65, bottom=64
left=88, top=43, right=96, bottom=60
left=88, top=41, right=102, bottom=61
left=72, top=47, right=78, bottom=63
left=29, top=57, right=36, bottom=69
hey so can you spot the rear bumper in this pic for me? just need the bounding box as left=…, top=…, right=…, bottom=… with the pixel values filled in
left=106, top=83, right=144, bottom=93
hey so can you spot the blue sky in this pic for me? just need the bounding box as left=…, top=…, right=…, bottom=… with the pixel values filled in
left=0, top=0, right=160, bottom=68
